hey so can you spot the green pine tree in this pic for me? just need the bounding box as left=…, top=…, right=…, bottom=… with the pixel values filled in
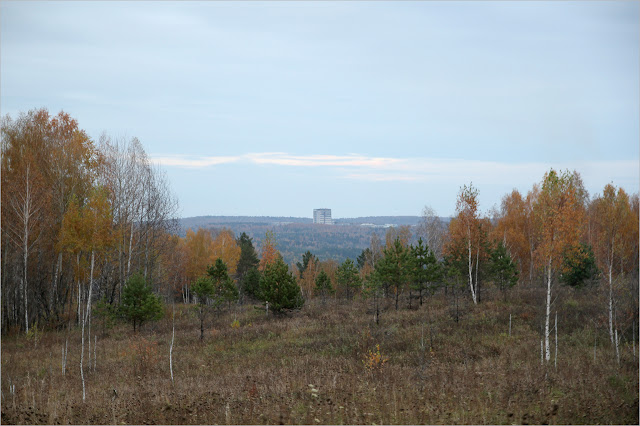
left=376, top=238, right=409, bottom=310
left=192, top=276, right=214, bottom=340
left=314, top=270, right=334, bottom=304
left=363, top=270, right=383, bottom=325
left=336, top=258, right=361, bottom=300
left=120, top=273, right=164, bottom=332
left=443, top=245, right=467, bottom=323
left=243, top=267, right=262, bottom=301
left=410, top=238, right=442, bottom=307
left=207, top=258, right=239, bottom=308
left=357, top=249, right=371, bottom=270
left=297, top=251, right=317, bottom=278
left=560, top=243, right=598, bottom=288
left=236, top=233, right=260, bottom=301
left=259, top=258, right=304, bottom=313
left=488, top=240, right=519, bottom=300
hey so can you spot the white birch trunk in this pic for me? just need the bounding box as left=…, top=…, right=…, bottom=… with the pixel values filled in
left=608, top=257, right=614, bottom=345
left=127, top=221, right=134, bottom=277
left=545, top=258, right=552, bottom=362
left=22, top=167, right=31, bottom=334
left=77, top=278, right=81, bottom=325
left=554, top=311, right=558, bottom=370
left=118, top=237, right=124, bottom=303
left=467, top=231, right=477, bottom=304
left=23, top=242, right=28, bottom=333
left=88, top=310, right=91, bottom=371
left=80, top=303, right=86, bottom=402
left=81, top=251, right=95, bottom=402
left=22, top=173, right=30, bottom=333
left=475, top=244, right=480, bottom=302
left=170, top=304, right=175, bottom=384
left=62, top=343, right=66, bottom=375
left=77, top=253, right=81, bottom=325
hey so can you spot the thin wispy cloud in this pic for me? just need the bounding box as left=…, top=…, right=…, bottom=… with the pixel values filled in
left=151, top=152, right=405, bottom=169
left=151, top=155, right=241, bottom=168
left=151, top=152, right=638, bottom=188
left=244, top=153, right=404, bottom=168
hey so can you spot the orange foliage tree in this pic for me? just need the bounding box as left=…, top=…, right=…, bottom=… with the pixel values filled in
left=183, top=228, right=214, bottom=284
left=533, top=169, right=585, bottom=362
left=493, top=189, right=538, bottom=285
left=211, top=228, right=241, bottom=276
left=299, top=256, right=319, bottom=299
left=259, top=230, right=281, bottom=272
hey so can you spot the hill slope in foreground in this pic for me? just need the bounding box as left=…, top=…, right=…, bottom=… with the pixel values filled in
left=1, top=287, right=637, bottom=424
left=178, top=216, right=434, bottom=264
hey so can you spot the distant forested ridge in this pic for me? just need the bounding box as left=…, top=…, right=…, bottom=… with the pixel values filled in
left=335, top=216, right=426, bottom=226
left=178, top=216, right=444, bottom=265
left=179, top=216, right=312, bottom=230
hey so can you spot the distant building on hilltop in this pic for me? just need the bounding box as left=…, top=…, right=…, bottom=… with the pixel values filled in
left=313, top=208, right=333, bottom=225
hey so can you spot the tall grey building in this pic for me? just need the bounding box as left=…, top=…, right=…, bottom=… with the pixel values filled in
left=313, top=208, right=333, bottom=225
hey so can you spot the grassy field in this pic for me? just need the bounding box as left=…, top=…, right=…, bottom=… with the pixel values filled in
left=1, top=287, right=638, bottom=425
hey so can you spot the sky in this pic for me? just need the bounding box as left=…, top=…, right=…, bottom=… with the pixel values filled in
left=1, top=1, right=638, bottom=219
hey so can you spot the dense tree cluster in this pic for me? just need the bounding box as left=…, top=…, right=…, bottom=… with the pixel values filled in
left=1, top=109, right=178, bottom=333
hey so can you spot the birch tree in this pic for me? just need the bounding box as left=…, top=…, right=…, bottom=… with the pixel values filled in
left=533, top=169, right=584, bottom=362
left=447, top=183, right=482, bottom=304
left=417, top=206, right=445, bottom=261
left=61, top=187, right=114, bottom=401
left=98, top=135, right=178, bottom=303
left=6, top=163, right=45, bottom=333
left=591, top=184, right=632, bottom=345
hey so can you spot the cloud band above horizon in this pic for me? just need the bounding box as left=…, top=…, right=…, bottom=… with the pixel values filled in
left=151, top=152, right=639, bottom=192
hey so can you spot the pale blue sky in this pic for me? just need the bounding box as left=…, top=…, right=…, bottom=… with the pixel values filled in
left=2, top=1, right=638, bottom=218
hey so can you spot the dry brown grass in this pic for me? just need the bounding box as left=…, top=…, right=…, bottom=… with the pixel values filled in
left=1, top=287, right=638, bottom=424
